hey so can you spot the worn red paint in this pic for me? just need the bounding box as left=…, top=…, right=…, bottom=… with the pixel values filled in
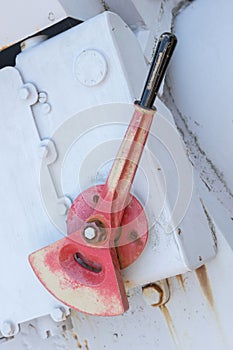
left=29, top=104, right=155, bottom=316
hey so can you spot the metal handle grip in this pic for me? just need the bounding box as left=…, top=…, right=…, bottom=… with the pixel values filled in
left=139, top=32, right=177, bottom=109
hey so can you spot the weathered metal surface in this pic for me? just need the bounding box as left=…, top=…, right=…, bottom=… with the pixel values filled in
left=3, top=1, right=233, bottom=348
left=29, top=33, right=177, bottom=315
left=67, top=185, right=148, bottom=269
left=195, top=265, right=214, bottom=308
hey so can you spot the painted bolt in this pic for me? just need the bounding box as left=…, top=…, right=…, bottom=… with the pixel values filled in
left=38, top=92, right=48, bottom=104
left=1, top=321, right=18, bottom=337
left=19, top=87, right=30, bottom=100
left=142, top=284, right=163, bottom=306
left=142, top=280, right=170, bottom=307
left=50, top=307, right=66, bottom=322
left=83, top=226, right=97, bottom=240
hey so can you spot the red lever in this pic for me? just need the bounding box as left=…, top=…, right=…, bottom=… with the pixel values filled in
left=29, top=33, right=177, bottom=316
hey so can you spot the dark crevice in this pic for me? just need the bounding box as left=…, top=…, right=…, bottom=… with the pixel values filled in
left=0, top=17, right=81, bottom=69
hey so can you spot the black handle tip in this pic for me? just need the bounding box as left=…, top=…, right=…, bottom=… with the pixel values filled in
left=139, top=32, right=177, bottom=109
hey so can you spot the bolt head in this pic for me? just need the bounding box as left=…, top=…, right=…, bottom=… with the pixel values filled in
left=83, top=226, right=97, bottom=240
left=142, top=281, right=170, bottom=307
left=19, top=87, right=30, bottom=100
left=142, top=285, right=162, bottom=306
left=50, top=307, right=66, bottom=322
left=82, top=221, right=107, bottom=242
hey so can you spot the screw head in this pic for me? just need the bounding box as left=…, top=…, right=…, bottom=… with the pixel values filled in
left=83, top=226, right=97, bottom=240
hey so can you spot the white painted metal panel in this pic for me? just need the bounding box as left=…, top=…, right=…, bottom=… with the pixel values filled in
left=0, top=0, right=66, bottom=49
left=0, top=67, right=69, bottom=327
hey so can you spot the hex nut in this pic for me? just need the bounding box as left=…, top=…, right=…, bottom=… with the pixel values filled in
left=142, top=280, right=170, bottom=307
left=83, top=226, right=97, bottom=240
left=82, top=222, right=106, bottom=243
left=19, top=87, right=30, bottom=100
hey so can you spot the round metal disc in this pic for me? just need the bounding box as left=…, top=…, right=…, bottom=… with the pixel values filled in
left=67, top=185, right=148, bottom=269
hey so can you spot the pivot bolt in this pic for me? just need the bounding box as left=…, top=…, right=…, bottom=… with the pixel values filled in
left=83, top=226, right=97, bottom=240
left=82, top=221, right=106, bottom=242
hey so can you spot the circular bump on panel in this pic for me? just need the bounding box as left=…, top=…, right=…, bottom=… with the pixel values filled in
left=75, top=50, right=108, bottom=86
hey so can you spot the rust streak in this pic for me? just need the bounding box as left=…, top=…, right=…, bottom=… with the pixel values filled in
left=71, top=310, right=83, bottom=324
left=0, top=44, right=11, bottom=51
left=72, top=333, right=82, bottom=349
left=160, top=305, right=179, bottom=349
left=195, top=265, right=214, bottom=307
left=176, top=274, right=186, bottom=291
left=84, top=339, right=89, bottom=350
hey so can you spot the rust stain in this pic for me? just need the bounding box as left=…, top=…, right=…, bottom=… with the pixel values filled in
left=84, top=339, right=89, bottom=350
left=124, top=279, right=135, bottom=291
left=176, top=274, right=186, bottom=291
left=0, top=44, right=11, bottom=51
left=160, top=305, right=179, bottom=349
left=71, top=310, right=83, bottom=324
left=195, top=265, right=214, bottom=307
left=69, top=332, right=82, bottom=349
left=83, top=314, right=95, bottom=332
left=74, top=334, right=82, bottom=349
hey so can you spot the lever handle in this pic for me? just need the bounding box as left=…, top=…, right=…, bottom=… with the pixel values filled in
left=140, top=32, right=177, bottom=109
